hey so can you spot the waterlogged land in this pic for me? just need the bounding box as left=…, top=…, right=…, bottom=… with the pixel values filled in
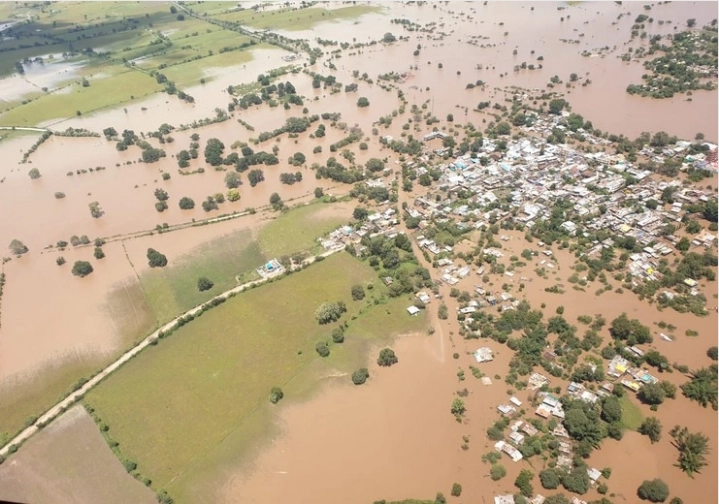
left=0, top=2, right=717, bottom=504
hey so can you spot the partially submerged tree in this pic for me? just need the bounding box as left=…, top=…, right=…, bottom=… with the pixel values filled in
left=147, top=248, right=168, bottom=268
left=72, top=260, right=94, bottom=277
left=377, top=348, right=398, bottom=367
left=9, top=239, right=28, bottom=255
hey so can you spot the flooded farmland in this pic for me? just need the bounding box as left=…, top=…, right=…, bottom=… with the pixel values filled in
left=0, top=1, right=717, bottom=503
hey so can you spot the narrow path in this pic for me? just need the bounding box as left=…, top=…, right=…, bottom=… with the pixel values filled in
left=0, top=248, right=342, bottom=458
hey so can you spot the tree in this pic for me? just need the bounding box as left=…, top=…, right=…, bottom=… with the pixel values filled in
left=154, top=188, right=169, bottom=201
left=638, top=479, right=670, bottom=502
left=707, top=347, right=718, bottom=361
left=227, top=189, right=240, bottom=202
left=224, top=171, right=241, bottom=189
left=357, top=97, right=370, bottom=108
left=490, top=464, right=507, bottom=481
left=56, top=256, right=66, bottom=266
left=515, top=469, right=534, bottom=497
left=269, top=386, right=284, bottom=404
left=353, top=207, right=369, bottom=220
left=638, top=383, right=665, bottom=405
left=314, top=187, right=324, bottom=199
left=544, top=496, right=571, bottom=504
left=204, top=138, right=225, bottom=166
left=539, top=468, right=561, bottom=489
left=292, top=152, right=306, bottom=165
left=639, top=417, right=662, bottom=443
left=377, top=348, right=398, bottom=367
left=72, top=261, right=93, bottom=277
left=366, top=158, right=385, bottom=172
left=601, top=395, right=622, bottom=423
left=147, top=248, right=168, bottom=268
left=28, top=168, right=41, bottom=179
left=686, top=18, right=696, bottom=28
left=94, top=247, right=105, bottom=259
left=352, top=367, right=369, bottom=384
left=382, top=32, right=396, bottom=43
left=669, top=425, right=710, bottom=476
left=450, top=483, right=462, bottom=497
left=179, top=197, right=195, bottom=210
left=197, top=277, right=214, bottom=292
left=331, top=327, right=345, bottom=343
left=549, top=98, right=567, bottom=115
left=315, top=341, right=331, bottom=357
left=562, top=466, right=590, bottom=495
left=496, top=122, right=511, bottom=135
left=351, top=284, right=365, bottom=301
left=676, top=237, right=690, bottom=252
left=685, top=220, right=702, bottom=234
left=315, top=302, right=345, bottom=324
left=9, top=239, right=28, bottom=255
left=248, top=169, right=265, bottom=187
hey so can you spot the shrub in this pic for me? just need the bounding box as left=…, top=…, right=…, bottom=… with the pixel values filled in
left=638, top=479, right=670, bottom=502
left=352, top=367, right=369, bottom=384
left=451, top=483, right=462, bottom=497
left=197, top=276, right=214, bottom=292
left=28, top=168, right=41, bottom=179
left=269, top=387, right=284, bottom=404
left=377, top=348, right=398, bottom=367
left=490, top=464, right=507, bottom=481
left=56, top=256, right=66, bottom=266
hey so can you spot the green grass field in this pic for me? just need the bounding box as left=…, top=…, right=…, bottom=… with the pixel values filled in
left=85, top=252, right=426, bottom=493
left=0, top=67, right=161, bottom=126
left=212, top=5, right=383, bottom=31
left=258, top=202, right=350, bottom=258
left=619, top=394, right=644, bottom=431
left=139, top=228, right=265, bottom=325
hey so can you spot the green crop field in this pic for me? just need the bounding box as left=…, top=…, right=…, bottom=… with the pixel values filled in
left=258, top=201, right=351, bottom=258
left=139, top=228, right=266, bottom=325
left=212, top=5, right=383, bottom=31
left=85, top=252, right=426, bottom=493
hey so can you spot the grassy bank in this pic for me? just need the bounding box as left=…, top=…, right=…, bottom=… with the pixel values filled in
left=213, top=5, right=383, bottom=31
left=85, top=252, right=426, bottom=492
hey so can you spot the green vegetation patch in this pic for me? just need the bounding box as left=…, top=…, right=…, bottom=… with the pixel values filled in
left=0, top=68, right=161, bottom=127
left=212, top=5, right=383, bottom=31
left=619, top=394, right=644, bottom=431
left=139, top=228, right=265, bottom=324
left=257, top=202, right=350, bottom=258
left=85, top=252, right=422, bottom=490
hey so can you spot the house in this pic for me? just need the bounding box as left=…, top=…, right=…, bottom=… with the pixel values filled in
left=498, top=404, right=516, bottom=416
left=587, top=467, right=602, bottom=483
left=494, top=440, right=523, bottom=462
left=510, top=396, right=523, bottom=407
left=416, top=292, right=431, bottom=304
left=495, top=495, right=516, bottom=504
left=406, top=306, right=421, bottom=316
left=509, top=431, right=525, bottom=445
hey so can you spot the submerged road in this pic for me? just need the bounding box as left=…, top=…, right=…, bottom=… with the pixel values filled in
left=0, top=126, right=50, bottom=133
left=0, top=247, right=342, bottom=458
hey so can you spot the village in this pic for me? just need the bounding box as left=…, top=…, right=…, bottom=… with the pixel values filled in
left=308, top=108, right=718, bottom=504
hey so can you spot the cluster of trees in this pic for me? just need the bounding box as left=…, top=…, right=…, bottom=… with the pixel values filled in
left=609, top=313, right=653, bottom=345
left=279, top=172, right=303, bottom=185
left=204, top=138, right=225, bottom=166
left=316, top=156, right=364, bottom=184
left=256, top=116, right=318, bottom=143
left=358, top=234, right=432, bottom=298
left=154, top=188, right=169, bottom=212
left=248, top=169, right=265, bottom=187
left=680, top=365, right=717, bottom=410
left=89, top=201, right=103, bottom=218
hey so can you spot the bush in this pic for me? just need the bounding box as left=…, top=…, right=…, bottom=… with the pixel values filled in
left=269, top=387, right=284, bottom=404
left=71, top=261, right=93, bottom=277
left=377, top=348, right=398, bottom=367
left=197, top=276, right=214, bottom=292
left=451, top=483, right=462, bottom=497
left=638, top=479, right=670, bottom=502
left=28, top=168, right=41, bottom=179
left=316, top=342, right=330, bottom=357
left=56, top=256, right=66, bottom=266
left=352, top=367, right=369, bottom=384
left=147, top=248, right=168, bottom=268
left=490, top=464, right=507, bottom=481
left=351, top=284, right=365, bottom=300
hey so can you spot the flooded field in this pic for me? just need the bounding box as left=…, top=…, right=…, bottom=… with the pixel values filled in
left=0, top=1, right=716, bottom=503
left=0, top=405, right=156, bottom=504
